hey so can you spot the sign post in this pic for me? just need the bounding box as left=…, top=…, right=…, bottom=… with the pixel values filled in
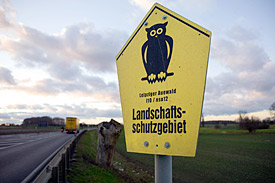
left=155, top=155, right=172, bottom=183
left=116, top=3, right=211, bottom=182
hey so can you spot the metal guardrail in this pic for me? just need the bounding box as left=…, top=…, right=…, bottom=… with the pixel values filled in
left=22, top=130, right=87, bottom=183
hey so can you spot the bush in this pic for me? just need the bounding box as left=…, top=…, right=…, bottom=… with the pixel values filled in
left=258, top=122, right=269, bottom=129
left=214, top=124, right=221, bottom=129
left=239, top=116, right=269, bottom=132
left=239, top=116, right=258, bottom=133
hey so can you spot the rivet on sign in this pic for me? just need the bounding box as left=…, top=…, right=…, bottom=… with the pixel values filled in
left=162, top=15, right=167, bottom=20
left=144, top=141, right=149, bottom=147
left=165, top=142, right=170, bottom=149
left=144, top=22, right=148, bottom=26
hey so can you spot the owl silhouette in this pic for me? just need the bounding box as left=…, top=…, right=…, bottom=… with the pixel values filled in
left=141, top=22, right=174, bottom=84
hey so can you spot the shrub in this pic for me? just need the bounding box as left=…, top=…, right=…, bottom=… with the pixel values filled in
left=258, top=122, right=269, bottom=129
left=238, top=116, right=269, bottom=132
left=214, top=124, right=221, bottom=129
left=239, top=116, right=259, bottom=133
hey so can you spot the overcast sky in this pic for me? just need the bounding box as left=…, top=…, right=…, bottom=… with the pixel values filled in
left=0, top=0, right=274, bottom=124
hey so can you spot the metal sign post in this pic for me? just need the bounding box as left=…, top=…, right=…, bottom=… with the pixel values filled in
left=155, top=155, right=172, bottom=183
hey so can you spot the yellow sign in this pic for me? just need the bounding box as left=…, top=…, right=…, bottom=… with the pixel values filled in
left=116, top=3, right=211, bottom=156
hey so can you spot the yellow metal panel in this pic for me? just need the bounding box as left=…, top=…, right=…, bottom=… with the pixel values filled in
left=116, top=3, right=211, bottom=156
left=66, top=117, right=78, bottom=129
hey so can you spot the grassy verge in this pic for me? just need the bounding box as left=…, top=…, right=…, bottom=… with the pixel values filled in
left=67, top=130, right=124, bottom=183
left=67, top=130, right=154, bottom=183
left=115, top=130, right=154, bottom=173
left=113, top=143, right=154, bottom=183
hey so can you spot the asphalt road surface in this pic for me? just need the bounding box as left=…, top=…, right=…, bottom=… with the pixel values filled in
left=0, top=132, right=75, bottom=183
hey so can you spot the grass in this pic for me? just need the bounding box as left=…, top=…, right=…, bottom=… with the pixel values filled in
left=66, top=161, right=123, bottom=183
left=115, top=130, right=154, bottom=170
left=172, top=133, right=275, bottom=183
left=67, top=130, right=153, bottom=183
left=68, top=125, right=275, bottom=183
left=66, top=130, right=125, bottom=183
left=200, top=124, right=275, bottom=134
left=115, top=127, right=275, bottom=183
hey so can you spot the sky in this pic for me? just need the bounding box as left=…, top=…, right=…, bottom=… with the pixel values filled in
left=0, top=0, right=274, bottom=124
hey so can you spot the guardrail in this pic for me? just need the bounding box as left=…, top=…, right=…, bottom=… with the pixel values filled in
left=22, top=130, right=87, bottom=183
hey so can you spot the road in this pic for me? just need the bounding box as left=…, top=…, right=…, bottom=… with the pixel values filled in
left=0, top=132, right=75, bottom=183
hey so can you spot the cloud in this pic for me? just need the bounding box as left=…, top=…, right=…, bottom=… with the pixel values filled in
left=62, top=104, right=122, bottom=119
left=0, top=2, right=126, bottom=100
left=0, top=1, right=126, bottom=124
left=204, top=25, right=275, bottom=116
left=0, top=103, right=122, bottom=124
left=0, top=22, right=128, bottom=72
left=0, top=112, right=10, bottom=119
left=0, top=6, right=10, bottom=28
left=1, top=0, right=272, bottom=124
left=212, top=38, right=268, bottom=72
left=0, top=1, right=128, bottom=76
left=227, top=25, right=258, bottom=42
left=13, top=74, right=120, bottom=103
left=0, top=66, right=16, bottom=84
left=129, top=0, right=216, bottom=16
left=129, top=0, right=156, bottom=11
left=0, top=0, right=16, bottom=28
left=58, top=24, right=127, bottom=73
left=129, top=0, right=216, bottom=12
left=0, top=22, right=125, bottom=104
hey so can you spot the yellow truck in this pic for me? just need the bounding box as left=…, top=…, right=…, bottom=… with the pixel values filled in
left=65, top=117, right=80, bottom=134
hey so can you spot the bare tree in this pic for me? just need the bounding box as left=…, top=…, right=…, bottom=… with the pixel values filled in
left=238, top=111, right=247, bottom=122
left=96, top=119, right=123, bottom=168
left=238, top=111, right=259, bottom=132
left=201, top=113, right=205, bottom=127
left=269, top=102, right=275, bottom=120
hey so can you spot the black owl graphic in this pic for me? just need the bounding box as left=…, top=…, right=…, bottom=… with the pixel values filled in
left=141, top=22, right=174, bottom=84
